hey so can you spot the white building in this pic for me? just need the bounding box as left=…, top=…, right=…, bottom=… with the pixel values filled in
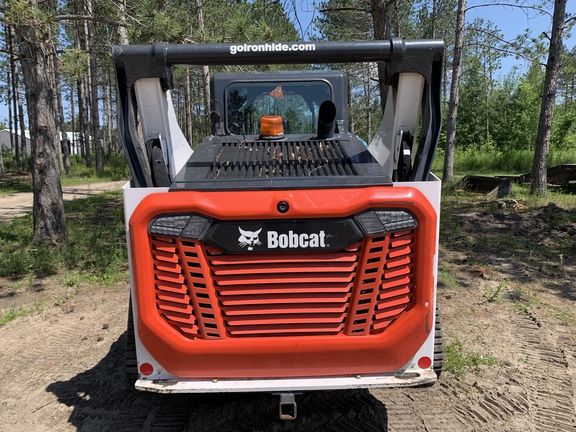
left=0, top=129, right=86, bottom=155
left=0, top=129, right=31, bottom=154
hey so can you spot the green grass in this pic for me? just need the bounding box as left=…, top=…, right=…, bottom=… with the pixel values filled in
left=0, top=152, right=129, bottom=195
left=0, top=301, right=45, bottom=328
left=483, top=282, right=506, bottom=303
left=444, top=338, right=504, bottom=378
left=554, top=307, right=575, bottom=325
left=61, top=153, right=131, bottom=186
left=432, top=146, right=576, bottom=178
left=0, top=190, right=129, bottom=282
left=0, top=154, right=130, bottom=284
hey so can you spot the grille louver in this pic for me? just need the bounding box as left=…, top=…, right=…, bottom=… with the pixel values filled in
left=212, top=246, right=360, bottom=336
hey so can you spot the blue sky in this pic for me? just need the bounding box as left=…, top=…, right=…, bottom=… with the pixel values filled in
left=291, top=0, right=576, bottom=75
left=465, top=0, right=576, bottom=75
left=1, top=1, right=574, bottom=127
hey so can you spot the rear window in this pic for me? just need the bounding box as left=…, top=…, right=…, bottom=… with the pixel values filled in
left=226, top=81, right=332, bottom=135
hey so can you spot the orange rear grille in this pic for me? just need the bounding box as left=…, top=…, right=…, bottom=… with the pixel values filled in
left=150, top=230, right=415, bottom=339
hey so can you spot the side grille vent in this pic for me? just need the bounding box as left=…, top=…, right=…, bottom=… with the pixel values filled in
left=151, top=236, right=199, bottom=338
left=178, top=241, right=225, bottom=339
left=372, top=230, right=415, bottom=332
left=345, top=230, right=415, bottom=335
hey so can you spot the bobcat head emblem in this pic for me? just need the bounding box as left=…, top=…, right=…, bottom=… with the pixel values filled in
left=238, top=227, right=262, bottom=250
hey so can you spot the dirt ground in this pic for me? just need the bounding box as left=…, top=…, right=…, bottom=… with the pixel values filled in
left=0, top=180, right=128, bottom=223
left=0, top=191, right=575, bottom=431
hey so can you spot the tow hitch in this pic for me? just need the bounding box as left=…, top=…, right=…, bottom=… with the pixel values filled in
left=278, top=393, right=297, bottom=420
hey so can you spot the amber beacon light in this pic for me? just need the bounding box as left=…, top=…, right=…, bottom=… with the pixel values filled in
left=260, top=115, right=284, bottom=138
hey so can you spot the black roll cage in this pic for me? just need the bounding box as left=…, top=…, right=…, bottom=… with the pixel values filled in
left=113, top=39, right=443, bottom=187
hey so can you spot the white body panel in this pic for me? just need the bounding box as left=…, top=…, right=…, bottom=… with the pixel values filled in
left=134, top=78, right=193, bottom=180
left=368, top=73, right=425, bottom=173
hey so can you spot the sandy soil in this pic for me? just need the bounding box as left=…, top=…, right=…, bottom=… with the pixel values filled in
left=0, top=193, right=575, bottom=431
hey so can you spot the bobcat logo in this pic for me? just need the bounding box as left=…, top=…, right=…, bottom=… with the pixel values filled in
left=238, top=227, right=262, bottom=251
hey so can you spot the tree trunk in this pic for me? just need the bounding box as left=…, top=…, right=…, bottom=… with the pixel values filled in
left=14, top=58, right=28, bottom=172
left=74, top=17, right=91, bottom=166
left=0, top=138, right=4, bottom=176
left=7, top=65, right=14, bottom=163
left=13, top=5, right=68, bottom=243
left=365, top=64, right=372, bottom=142
left=370, top=0, right=391, bottom=114
left=9, top=26, right=19, bottom=164
left=86, top=0, right=103, bottom=172
left=0, top=49, right=5, bottom=175
left=77, top=76, right=93, bottom=165
left=70, top=83, right=76, bottom=155
left=117, top=0, right=129, bottom=45
left=442, top=0, right=466, bottom=183
left=49, top=54, right=64, bottom=173
left=195, top=0, right=211, bottom=139
left=185, top=69, right=193, bottom=145
left=431, top=0, right=437, bottom=38
left=53, top=55, right=72, bottom=174
left=105, top=66, right=114, bottom=154
left=5, top=26, right=13, bottom=174
left=531, top=0, right=566, bottom=196
left=77, top=79, right=86, bottom=157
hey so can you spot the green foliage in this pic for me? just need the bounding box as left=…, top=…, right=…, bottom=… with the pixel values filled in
left=59, top=49, right=91, bottom=78
left=552, top=106, right=576, bottom=149
left=4, top=0, right=49, bottom=27
left=129, top=0, right=186, bottom=43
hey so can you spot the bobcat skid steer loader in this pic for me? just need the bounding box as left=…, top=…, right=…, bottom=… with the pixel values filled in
left=114, top=38, right=444, bottom=419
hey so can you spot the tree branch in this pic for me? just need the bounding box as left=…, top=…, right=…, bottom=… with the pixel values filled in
left=465, top=3, right=552, bottom=19
left=466, top=26, right=524, bottom=49
left=319, top=7, right=370, bottom=14
left=55, top=14, right=126, bottom=27
left=463, top=41, right=540, bottom=65
left=465, top=26, right=542, bottom=63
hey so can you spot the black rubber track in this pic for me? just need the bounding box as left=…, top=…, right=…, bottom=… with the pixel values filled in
left=434, top=306, right=444, bottom=378
left=125, top=297, right=138, bottom=384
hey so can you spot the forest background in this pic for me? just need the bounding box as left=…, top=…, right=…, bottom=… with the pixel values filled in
left=0, top=0, right=574, bottom=243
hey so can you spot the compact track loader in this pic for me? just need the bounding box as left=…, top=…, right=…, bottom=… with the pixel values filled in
left=114, top=38, right=444, bottom=420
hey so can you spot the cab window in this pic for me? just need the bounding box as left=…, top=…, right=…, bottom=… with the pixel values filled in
left=226, top=81, right=332, bottom=135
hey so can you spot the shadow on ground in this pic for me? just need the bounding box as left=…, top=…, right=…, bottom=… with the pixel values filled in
left=47, top=332, right=389, bottom=431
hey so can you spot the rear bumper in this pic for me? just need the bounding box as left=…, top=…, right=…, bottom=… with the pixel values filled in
left=135, top=370, right=437, bottom=394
